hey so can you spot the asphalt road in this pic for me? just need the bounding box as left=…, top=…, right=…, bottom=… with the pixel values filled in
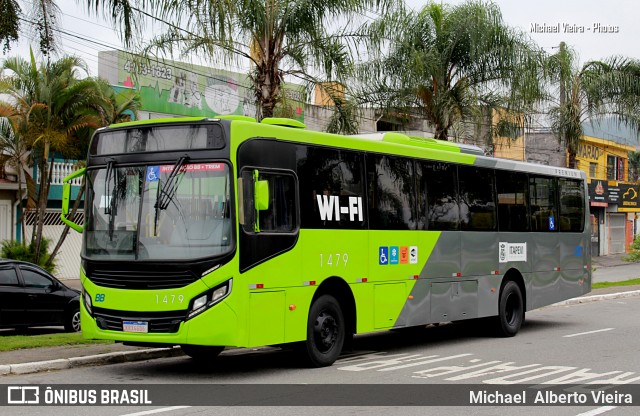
left=2, top=295, right=640, bottom=416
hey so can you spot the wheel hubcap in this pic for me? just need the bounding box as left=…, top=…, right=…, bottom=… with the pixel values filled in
left=313, top=311, right=337, bottom=353
left=72, top=312, right=81, bottom=331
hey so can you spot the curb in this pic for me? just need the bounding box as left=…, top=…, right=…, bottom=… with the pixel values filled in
left=553, top=289, right=640, bottom=306
left=0, top=346, right=184, bottom=376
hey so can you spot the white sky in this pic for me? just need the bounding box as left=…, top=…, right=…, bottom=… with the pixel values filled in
left=407, top=0, right=639, bottom=62
left=3, top=0, right=639, bottom=76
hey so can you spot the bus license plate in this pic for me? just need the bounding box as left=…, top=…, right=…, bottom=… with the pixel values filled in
left=123, top=321, right=148, bottom=333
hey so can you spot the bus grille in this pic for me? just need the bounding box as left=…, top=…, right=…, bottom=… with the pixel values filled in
left=88, top=269, right=198, bottom=289
left=92, top=307, right=187, bottom=333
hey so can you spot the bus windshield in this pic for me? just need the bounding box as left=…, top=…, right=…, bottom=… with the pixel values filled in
left=84, top=161, right=232, bottom=261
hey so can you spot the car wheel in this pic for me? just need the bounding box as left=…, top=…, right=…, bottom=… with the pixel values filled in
left=65, top=308, right=81, bottom=332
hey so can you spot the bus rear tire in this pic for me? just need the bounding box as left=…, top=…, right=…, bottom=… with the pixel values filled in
left=181, top=345, right=224, bottom=362
left=301, top=295, right=345, bottom=367
left=495, top=280, right=524, bottom=337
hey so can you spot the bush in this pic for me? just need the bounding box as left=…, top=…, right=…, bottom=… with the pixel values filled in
left=1, top=238, right=57, bottom=274
left=623, top=235, right=640, bottom=263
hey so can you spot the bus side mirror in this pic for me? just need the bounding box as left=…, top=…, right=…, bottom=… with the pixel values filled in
left=62, top=183, right=71, bottom=216
left=60, top=168, right=86, bottom=233
left=254, top=180, right=269, bottom=211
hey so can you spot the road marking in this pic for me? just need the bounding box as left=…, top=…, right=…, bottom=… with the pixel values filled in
left=563, top=328, right=614, bottom=338
left=575, top=406, right=617, bottom=416
left=119, top=406, right=191, bottom=416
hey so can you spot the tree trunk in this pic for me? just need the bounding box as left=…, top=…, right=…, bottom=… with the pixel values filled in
left=33, top=141, right=51, bottom=264
left=255, top=60, right=281, bottom=121
left=46, top=177, right=85, bottom=268
left=434, top=125, right=449, bottom=141
left=16, top=166, right=26, bottom=245
left=567, top=150, right=577, bottom=169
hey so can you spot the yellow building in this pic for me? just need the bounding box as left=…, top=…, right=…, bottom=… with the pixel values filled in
left=491, top=108, right=526, bottom=161
left=575, top=135, right=635, bottom=182
left=576, top=135, right=639, bottom=256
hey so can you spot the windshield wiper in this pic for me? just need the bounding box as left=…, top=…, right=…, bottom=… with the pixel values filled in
left=104, top=159, right=117, bottom=241
left=153, top=155, right=189, bottom=236
left=155, top=155, right=189, bottom=210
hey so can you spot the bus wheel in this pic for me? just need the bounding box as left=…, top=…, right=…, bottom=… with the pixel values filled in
left=496, top=281, right=524, bottom=337
left=180, top=345, right=224, bottom=362
left=303, top=295, right=345, bottom=367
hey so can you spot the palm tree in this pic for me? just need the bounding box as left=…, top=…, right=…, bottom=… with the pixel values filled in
left=45, top=80, right=140, bottom=267
left=1, top=0, right=61, bottom=55
left=0, top=104, right=31, bottom=239
left=547, top=42, right=640, bottom=168
left=354, top=1, right=544, bottom=141
left=95, top=79, right=141, bottom=125
left=0, top=49, right=111, bottom=263
left=82, top=0, right=395, bottom=121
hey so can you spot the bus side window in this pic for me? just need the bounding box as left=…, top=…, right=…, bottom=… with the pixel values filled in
left=496, top=170, right=530, bottom=232
left=458, top=166, right=496, bottom=231
left=367, top=154, right=417, bottom=230
left=419, top=161, right=459, bottom=231
left=559, top=178, right=585, bottom=232
left=241, top=169, right=298, bottom=234
left=529, top=176, right=558, bottom=232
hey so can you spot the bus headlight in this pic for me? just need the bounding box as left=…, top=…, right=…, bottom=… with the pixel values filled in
left=83, top=289, right=93, bottom=315
left=187, top=279, right=232, bottom=319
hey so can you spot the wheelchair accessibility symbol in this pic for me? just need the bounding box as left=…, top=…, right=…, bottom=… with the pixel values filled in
left=146, top=166, right=160, bottom=182
left=379, top=246, right=389, bottom=265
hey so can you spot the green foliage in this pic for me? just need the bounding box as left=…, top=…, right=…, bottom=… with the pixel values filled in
left=354, top=0, right=543, bottom=141
left=0, top=332, right=111, bottom=352
left=1, top=51, right=136, bottom=265
left=0, top=0, right=21, bottom=53
left=547, top=42, right=640, bottom=168
left=0, top=0, right=61, bottom=56
left=1, top=238, right=57, bottom=274
left=326, top=97, right=360, bottom=135
left=628, top=152, right=640, bottom=182
left=84, top=0, right=395, bottom=120
left=623, top=236, right=640, bottom=263
left=592, top=278, right=640, bottom=289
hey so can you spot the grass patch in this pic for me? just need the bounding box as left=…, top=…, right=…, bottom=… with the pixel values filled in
left=592, top=278, right=640, bottom=289
left=0, top=332, right=112, bottom=352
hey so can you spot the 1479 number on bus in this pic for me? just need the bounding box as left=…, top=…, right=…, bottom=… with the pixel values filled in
left=155, top=294, right=185, bottom=304
left=319, top=253, right=349, bottom=267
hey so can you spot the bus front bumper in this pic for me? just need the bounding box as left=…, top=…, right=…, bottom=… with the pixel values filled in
left=80, top=300, right=240, bottom=347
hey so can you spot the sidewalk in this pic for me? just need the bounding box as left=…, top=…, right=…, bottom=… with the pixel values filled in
left=592, top=253, right=631, bottom=268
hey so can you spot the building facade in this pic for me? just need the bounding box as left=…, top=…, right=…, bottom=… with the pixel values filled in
left=574, top=136, right=639, bottom=256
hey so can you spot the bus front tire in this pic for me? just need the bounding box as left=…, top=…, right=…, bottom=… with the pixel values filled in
left=301, top=295, right=345, bottom=367
left=495, top=280, right=524, bottom=337
left=180, top=345, right=224, bottom=362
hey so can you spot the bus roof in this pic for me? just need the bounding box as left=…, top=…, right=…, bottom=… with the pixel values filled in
left=103, top=117, right=585, bottom=180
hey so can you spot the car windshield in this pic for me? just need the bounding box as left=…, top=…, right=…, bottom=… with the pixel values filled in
left=84, top=161, right=232, bottom=261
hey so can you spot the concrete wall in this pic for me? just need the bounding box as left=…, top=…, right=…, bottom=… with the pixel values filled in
left=525, top=132, right=566, bottom=167
left=303, top=104, right=378, bottom=134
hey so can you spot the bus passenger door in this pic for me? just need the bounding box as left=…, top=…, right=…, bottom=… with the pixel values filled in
left=238, top=167, right=301, bottom=347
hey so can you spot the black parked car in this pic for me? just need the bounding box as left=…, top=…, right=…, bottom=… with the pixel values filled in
left=0, top=260, right=81, bottom=332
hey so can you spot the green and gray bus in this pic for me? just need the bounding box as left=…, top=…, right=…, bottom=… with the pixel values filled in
left=61, top=116, right=591, bottom=367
